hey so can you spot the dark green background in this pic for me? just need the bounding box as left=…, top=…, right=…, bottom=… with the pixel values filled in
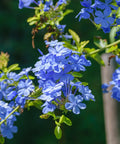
left=0, top=0, right=107, bottom=144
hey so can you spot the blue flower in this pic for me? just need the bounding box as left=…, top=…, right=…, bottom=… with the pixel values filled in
left=57, top=0, right=67, bottom=7
left=65, top=94, right=86, bottom=114
left=15, top=96, right=26, bottom=107
left=0, top=101, right=18, bottom=139
left=1, top=122, right=18, bottom=139
left=116, top=0, right=120, bottom=6
left=18, top=79, right=35, bottom=96
left=116, top=56, right=120, bottom=64
left=80, top=0, right=93, bottom=13
left=81, top=0, right=92, bottom=8
left=91, top=0, right=103, bottom=9
left=94, top=8, right=114, bottom=28
left=102, top=83, right=109, bottom=93
left=56, top=24, right=66, bottom=33
left=76, top=8, right=91, bottom=21
left=7, top=72, right=20, bottom=84
left=19, top=67, right=32, bottom=77
left=39, top=80, right=64, bottom=102
left=0, top=106, right=6, bottom=120
left=19, top=0, right=34, bottom=9
left=78, top=85, right=95, bottom=101
left=0, top=81, right=7, bottom=100
left=116, top=18, right=120, bottom=25
left=61, top=33, right=72, bottom=39
left=68, top=54, right=91, bottom=72
left=41, top=101, right=56, bottom=114
left=111, top=86, right=120, bottom=101
left=44, top=0, right=53, bottom=11
left=6, top=90, right=17, bottom=101
left=102, top=26, right=111, bottom=33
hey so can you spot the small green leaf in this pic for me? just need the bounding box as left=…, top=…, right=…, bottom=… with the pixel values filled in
left=29, top=21, right=37, bottom=26
left=85, top=48, right=105, bottom=65
left=81, top=82, right=88, bottom=86
left=30, top=88, right=42, bottom=98
left=44, top=33, right=52, bottom=40
left=109, top=26, right=118, bottom=43
left=63, top=116, right=72, bottom=126
left=40, top=114, right=50, bottom=119
left=78, top=40, right=89, bottom=53
left=63, top=41, right=77, bottom=50
left=32, top=100, right=43, bottom=109
left=27, top=100, right=43, bottom=110
left=54, top=126, right=62, bottom=139
left=7, top=64, right=20, bottom=73
left=91, top=53, right=105, bottom=66
left=28, top=75, right=35, bottom=80
left=46, top=112, right=56, bottom=119
left=68, top=29, right=80, bottom=47
left=38, top=24, right=46, bottom=30
left=106, top=45, right=118, bottom=53
left=71, top=72, right=83, bottom=78
left=27, top=17, right=39, bottom=23
left=59, top=115, right=65, bottom=124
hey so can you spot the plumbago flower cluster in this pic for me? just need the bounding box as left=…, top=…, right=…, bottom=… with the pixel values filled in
left=0, top=64, right=35, bottom=140
left=1, top=0, right=120, bottom=143
left=76, top=0, right=120, bottom=34
left=33, top=40, right=95, bottom=114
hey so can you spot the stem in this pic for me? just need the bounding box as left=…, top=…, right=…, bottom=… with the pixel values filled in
left=87, top=39, right=120, bottom=56
left=106, top=39, right=120, bottom=48
left=0, top=106, right=19, bottom=125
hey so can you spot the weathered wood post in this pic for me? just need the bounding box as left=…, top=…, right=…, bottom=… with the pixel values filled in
left=101, top=53, right=120, bottom=144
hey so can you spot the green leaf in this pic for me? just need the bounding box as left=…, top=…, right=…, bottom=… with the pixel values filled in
left=63, top=116, right=72, bottom=126
left=40, top=114, right=50, bottom=119
left=63, top=41, right=77, bottom=50
left=78, top=40, right=89, bottom=53
left=92, top=53, right=105, bottom=65
left=44, top=33, right=52, bottom=40
left=106, top=45, right=118, bottom=53
left=0, top=136, right=5, bottom=144
left=54, top=126, right=62, bottom=139
left=71, top=72, right=83, bottom=78
left=81, top=82, right=88, bottom=86
left=109, top=26, right=118, bottom=43
left=30, top=88, right=42, bottom=98
left=85, top=48, right=105, bottom=66
left=68, top=29, right=80, bottom=47
left=32, top=100, right=43, bottom=109
left=28, top=75, right=35, bottom=80
left=47, top=112, right=56, bottom=119
left=27, top=17, right=39, bottom=23
left=59, top=115, right=65, bottom=124
left=7, top=64, right=20, bottom=73
left=29, top=21, right=37, bottom=26
left=27, top=100, right=43, bottom=110
left=38, top=24, right=46, bottom=30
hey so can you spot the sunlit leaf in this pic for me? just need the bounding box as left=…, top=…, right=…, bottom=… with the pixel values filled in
left=68, top=29, right=80, bottom=46
left=54, top=126, right=62, bottom=139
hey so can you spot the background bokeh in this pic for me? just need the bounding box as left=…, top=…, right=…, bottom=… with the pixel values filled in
left=0, top=0, right=108, bottom=144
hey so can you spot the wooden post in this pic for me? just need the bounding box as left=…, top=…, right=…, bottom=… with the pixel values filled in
left=101, top=53, right=120, bottom=144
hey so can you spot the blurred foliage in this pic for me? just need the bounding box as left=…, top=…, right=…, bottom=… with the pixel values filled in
left=0, top=0, right=106, bottom=144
